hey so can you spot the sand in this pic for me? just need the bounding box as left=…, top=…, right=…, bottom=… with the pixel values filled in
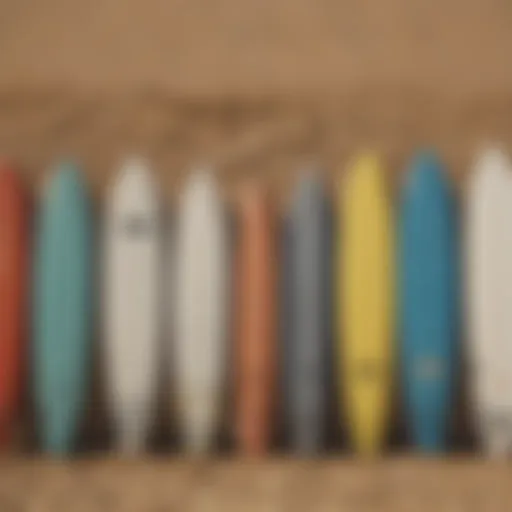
left=0, top=457, right=511, bottom=510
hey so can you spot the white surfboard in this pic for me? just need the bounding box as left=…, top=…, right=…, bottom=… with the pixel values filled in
left=173, top=169, right=229, bottom=454
left=103, top=158, right=161, bottom=454
left=466, top=147, right=512, bottom=457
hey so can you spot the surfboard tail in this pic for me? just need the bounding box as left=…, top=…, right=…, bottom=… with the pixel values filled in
left=291, top=415, right=323, bottom=454
left=111, top=406, right=151, bottom=454
left=346, top=389, right=390, bottom=456
left=182, top=415, right=217, bottom=454
left=0, top=415, right=13, bottom=449
left=407, top=400, right=448, bottom=453
left=481, top=425, right=512, bottom=459
left=117, top=422, right=148, bottom=455
left=177, top=389, right=222, bottom=454
left=40, top=411, right=77, bottom=456
left=236, top=410, right=272, bottom=456
left=0, top=383, right=22, bottom=449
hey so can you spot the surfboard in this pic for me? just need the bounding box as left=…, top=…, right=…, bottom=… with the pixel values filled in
left=285, top=172, right=332, bottom=454
left=400, top=152, right=458, bottom=453
left=339, top=152, right=394, bottom=456
left=103, top=158, right=161, bottom=454
left=466, top=147, right=512, bottom=456
left=33, top=163, right=92, bottom=455
left=173, top=169, right=229, bottom=454
left=0, top=164, right=27, bottom=448
left=235, top=184, right=276, bottom=455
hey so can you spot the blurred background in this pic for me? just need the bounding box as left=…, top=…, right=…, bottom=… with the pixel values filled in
left=1, top=0, right=512, bottom=509
left=1, top=0, right=512, bottom=196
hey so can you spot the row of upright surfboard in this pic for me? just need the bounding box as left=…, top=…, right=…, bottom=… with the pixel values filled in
left=0, top=147, right=510, bottom=457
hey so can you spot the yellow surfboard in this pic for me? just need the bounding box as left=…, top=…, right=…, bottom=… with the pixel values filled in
left=338, top=152, right=394, bottom=456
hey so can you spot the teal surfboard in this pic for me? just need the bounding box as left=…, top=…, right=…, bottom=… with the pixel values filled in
left=33, top=163, right=92, bottom=455
left=400, top=152, right=458, bottom=452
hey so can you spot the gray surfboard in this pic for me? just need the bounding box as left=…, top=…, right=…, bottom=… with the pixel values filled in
left=285, top=171, right=333, bottom=454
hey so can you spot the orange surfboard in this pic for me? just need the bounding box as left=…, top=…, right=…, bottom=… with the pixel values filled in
left=0, top=164, right=27, bottom=447
left=235, top=184, right=276, bottom=455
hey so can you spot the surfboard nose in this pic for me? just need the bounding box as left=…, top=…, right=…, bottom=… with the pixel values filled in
left=293, top=170, right=324, bottom=205
left=473, top=147, right=510, bottom=181
left=44, top=162, right=86, bottom=206
left=468, top=148, right=512, bottom=207
left=183, top=167, right=218, bottom=201
left=111, top=157, right=157, bottom=211
left=238, top=183, right=269, bottom=220
left=345, top=151, right=386, bottom=195
left=52, top=161, right=82, bottom=185
left=188, top=166, right=215, bottom=186
left=405, top=151, right=447, bottom=195
left=0, top=162, right=21, bottom=188
left=119, top=157, right=152, bottom=185
left=477, top=147, right=509, bottom=169
left=411, top=151, right=442, bottom=177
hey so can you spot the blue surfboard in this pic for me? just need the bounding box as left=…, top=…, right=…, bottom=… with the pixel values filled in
left=33, top=163, right=92, bottom=455
left=400, top=152, right=458, bottom=452
left=285, top=172, right=332, bottom=453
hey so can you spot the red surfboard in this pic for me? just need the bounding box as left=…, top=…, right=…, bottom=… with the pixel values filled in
left=0, top=164, right=27, bottom=447
left=234, top=184, right=277, bottom=455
